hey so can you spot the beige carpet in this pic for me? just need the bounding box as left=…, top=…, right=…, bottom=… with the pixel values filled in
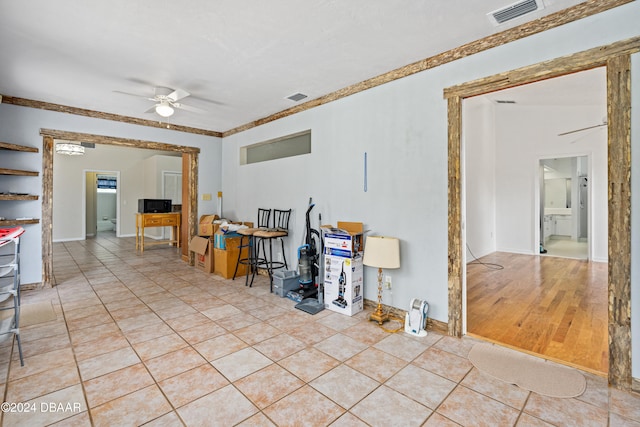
left=468, top=343, right=586, bottom=398
left=20, top=301, right=57, bottom=327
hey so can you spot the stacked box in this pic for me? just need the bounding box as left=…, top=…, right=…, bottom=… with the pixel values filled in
left=322, top=221, right=364, bottom=258
left=321, top=222, right=365, bottom=316
left=189, top=217, right=254, bottom=277
left=198, top=215, right=220, bottom=236
left=214, top=230, right=242, bottom=249
left=214, top=236, right=248, bottom=279
left=323, top=255, right=363, bottom=316
left=190, top=236, right=214, bottom=273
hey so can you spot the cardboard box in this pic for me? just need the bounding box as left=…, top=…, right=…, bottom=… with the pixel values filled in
left=198, top=215, right=220, bottom=236
left=214, top=245, right=248, bottom=279
left=323, top=254, right=364, bottom=316
left=214, top=230, right=244, bottom=250
left=190, top=236, right=214, bottom=273
left=321, top=222, right=364, bottom=258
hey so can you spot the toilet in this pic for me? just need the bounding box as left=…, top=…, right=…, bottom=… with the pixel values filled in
left=110, top=218, right=117, bottom=231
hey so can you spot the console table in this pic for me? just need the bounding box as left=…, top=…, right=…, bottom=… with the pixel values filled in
left=135, top=212, right=181, bottom=252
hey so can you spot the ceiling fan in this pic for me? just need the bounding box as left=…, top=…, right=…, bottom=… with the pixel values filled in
left=114, top=86, right=206, bottom=118
left=558, top=118, right=607, bottom=136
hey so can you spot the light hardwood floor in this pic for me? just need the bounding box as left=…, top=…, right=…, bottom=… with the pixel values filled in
left=466, top=252, right=608, bottom=374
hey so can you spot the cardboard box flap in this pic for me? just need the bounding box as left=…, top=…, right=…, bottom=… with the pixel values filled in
left=199, top=215, right=220, bottom=225
left=321, top=222, right=364, bottom=236
left=189, top=236, right=210, bottom=255
left=337, top=221, right=363, bottom=235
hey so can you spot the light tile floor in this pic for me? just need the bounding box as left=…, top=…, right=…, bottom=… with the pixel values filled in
left=1, top=233, right=639, bottom=426
left=541, top=237, right=588, bottom=260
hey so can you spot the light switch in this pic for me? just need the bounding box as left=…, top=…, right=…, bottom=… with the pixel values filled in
left=202, top=193, right=212, bottom=201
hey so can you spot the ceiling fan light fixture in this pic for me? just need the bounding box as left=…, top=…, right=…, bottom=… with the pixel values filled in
left=155, top=102, right=174, bottom=117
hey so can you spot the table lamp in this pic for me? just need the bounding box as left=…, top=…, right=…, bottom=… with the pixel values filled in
left=363, top=236, right=400, bottom=324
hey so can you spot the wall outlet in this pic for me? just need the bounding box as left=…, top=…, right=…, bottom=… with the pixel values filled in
left=385, top=275, right=392, bottom=289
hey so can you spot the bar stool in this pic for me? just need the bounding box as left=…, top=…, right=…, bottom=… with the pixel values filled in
left=233, top=208, right=271, bottom=287
left=253, top=209, right=292, bottom=291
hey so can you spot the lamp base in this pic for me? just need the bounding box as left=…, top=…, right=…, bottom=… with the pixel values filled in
left=369, top=305, right=389, bottom=325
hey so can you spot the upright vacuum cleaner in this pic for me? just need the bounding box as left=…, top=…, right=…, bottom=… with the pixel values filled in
left=293, top=199, right=324, bottom=315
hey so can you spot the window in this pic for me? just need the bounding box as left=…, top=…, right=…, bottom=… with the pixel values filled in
left=240, top=130, right=311, bottom=165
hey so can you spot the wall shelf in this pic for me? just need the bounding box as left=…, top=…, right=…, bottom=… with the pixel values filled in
left=0, top=194, right=39, bottom=201
left=0, top=142, right=39, bottom=153
left=0, top=142, right=40, bottom=226
left=0, top=168, right=39, bottom=177
left=0, top=219, right=39, bottom=226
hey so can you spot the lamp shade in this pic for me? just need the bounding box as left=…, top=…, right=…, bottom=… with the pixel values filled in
left=363, top=236, right=400, bottom=269
left=155, top=102, right=174, bottom=117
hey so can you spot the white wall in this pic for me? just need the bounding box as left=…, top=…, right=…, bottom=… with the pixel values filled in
left=493, top=104, right=607, bottom=260
left=143, top=155, right=182, bottom=200
left=54, top=145, right=172, bottom=241
left=464, top=98, right=608, bottom=263
left=0, top=105, right=222, bottom=284
left=142, top=154, right=182, bottom=238
left=221, top=3, right=639, bottom=376
left=463, top=97, right=497, bottom=260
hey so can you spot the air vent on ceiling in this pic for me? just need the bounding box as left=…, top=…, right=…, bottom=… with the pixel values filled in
left=488, top=0, right=544, bottom=25
left=286, top=93, right=308, bottom=102
left=495, top=100, right=517, bottom=104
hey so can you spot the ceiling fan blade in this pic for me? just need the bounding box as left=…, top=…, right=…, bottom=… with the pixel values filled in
left=172, top=102, right=206, bottom=113
left=558, top=123, right=607, bottom=136
left=187, top=94, right=226, bottom=106
left=113, top=90, right=155, bottom=101
left=167, top=88, right=190, bottom=102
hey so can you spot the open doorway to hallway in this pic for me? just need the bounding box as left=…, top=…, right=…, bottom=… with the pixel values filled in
left=462, top=68, right=608, bottom=374
left=84, top=171, right=119, bottom=239
left=539, top=155, right=589, bottom=260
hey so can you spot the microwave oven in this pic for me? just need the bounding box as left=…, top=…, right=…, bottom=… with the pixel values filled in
left=138, top=199, right=173, bottom=213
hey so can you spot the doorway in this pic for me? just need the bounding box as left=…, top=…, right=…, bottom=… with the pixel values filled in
left=539, top=156, right=589, bottom=260
left=445, top=41, right=634, bottom=387
left=84, top=171, right=119, bottom=238
left=461, top=68, right=608, bottom=373
left=40, top=129, right=200, bottom=288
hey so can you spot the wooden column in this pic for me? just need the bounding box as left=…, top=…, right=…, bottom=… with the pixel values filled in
left=607, top=54, right=632, bottom=389
left=447, top=95, right=463, bottom=337
left=181, top=152, right=198, bottom=265
left=41, top=136, right=54, bottom=287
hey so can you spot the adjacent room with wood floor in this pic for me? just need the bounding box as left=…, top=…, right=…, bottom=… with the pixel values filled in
left=466, top=251, right=608, bottom=374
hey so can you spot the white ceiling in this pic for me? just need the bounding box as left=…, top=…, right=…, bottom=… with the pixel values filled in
left=0, top=0, right=597, bottom=133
